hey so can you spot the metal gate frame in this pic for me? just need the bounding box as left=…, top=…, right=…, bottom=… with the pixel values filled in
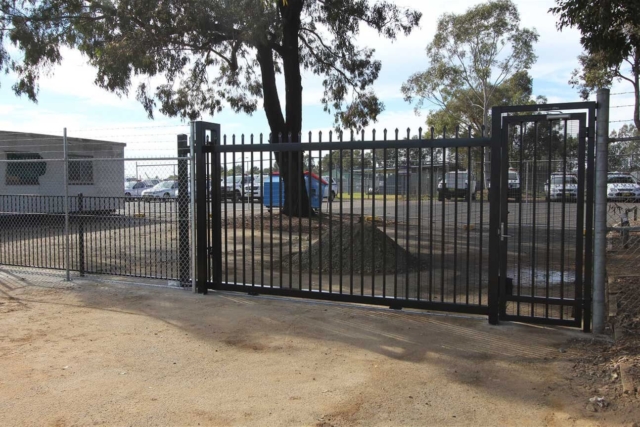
left=191, top=100, right=595, bottom=331
left=491, top=102, right=596, bottom=332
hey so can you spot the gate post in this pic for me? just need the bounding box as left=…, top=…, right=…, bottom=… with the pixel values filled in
left=193, top=121, right=222, bottom=295
left=488, top=106, right=503, bottom=325
left=593, top=89, right=610, bottom=334
left=177, top=134, right=191, bottom=286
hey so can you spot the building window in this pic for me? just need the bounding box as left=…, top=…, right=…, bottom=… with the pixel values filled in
left=68, top=155, right=94, bottom=185
left=5, top=152, right=47, bottom=185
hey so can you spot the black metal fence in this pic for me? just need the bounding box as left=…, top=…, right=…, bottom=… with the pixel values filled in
left=0, top=194, right=191, bottom=282
left=197, top=125, right=498, bottom=315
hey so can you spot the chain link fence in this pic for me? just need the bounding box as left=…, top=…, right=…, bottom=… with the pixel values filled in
left=0, top=127, right=194, bottom=286
left=606, top=152, right=640, bottom=332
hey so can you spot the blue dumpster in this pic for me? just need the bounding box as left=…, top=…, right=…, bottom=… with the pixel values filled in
left=262, top=172, right=328, bottom=211
left=262, top=174, right=284, bottom=208
left=304, top=172, right=328, bottom=210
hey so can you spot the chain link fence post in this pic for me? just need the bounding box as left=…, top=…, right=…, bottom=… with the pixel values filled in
left=594, top=88, right=610, bottom=334
left=63, top=128, right=71, bottom=281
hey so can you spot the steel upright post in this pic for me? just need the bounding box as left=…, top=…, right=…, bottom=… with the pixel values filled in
left=593, top=89, right=610, bottom=334
left=63, top=128, right=70, bottom=281
left=190, top=124, right=197, bottom=293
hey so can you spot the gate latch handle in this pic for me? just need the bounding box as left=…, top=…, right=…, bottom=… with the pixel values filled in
left=500, top=222, right=511, bottom=241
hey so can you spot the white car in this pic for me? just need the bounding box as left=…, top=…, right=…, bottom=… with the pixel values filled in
left=545, top=174, right=578, bottom=202
left=124, top=180, right=153, bottom=197
left=607, top=173, right=640, bottom=202
left=141, top=180, right=179, bottom=199
left=243, top=176, right=264, bottom=202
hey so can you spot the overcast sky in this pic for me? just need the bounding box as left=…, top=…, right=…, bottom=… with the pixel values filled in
left=0, top=0, right=636, bottom=157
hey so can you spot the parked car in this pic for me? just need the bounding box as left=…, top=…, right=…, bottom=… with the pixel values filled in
left=544, top=173, right=578, bottom=202
left=142, top=179, right=160, bottom=188
left=243, top=176, right=264, bottom=202
left=507, top=168, right=522, bottom=202
left=321, top=176, right=338, bottom=201
left=124, top=180, right=153, bottom=197
left=222, top=175, right=259, bottom=201
left=437, top=170, right=477, bottom=201
left=607, top=172, right=640, bottom=202
left=141, top=180, right=179, bottom=199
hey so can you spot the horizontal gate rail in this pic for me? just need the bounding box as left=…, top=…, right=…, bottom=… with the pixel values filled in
left=204, top=138, right=492, bottom=153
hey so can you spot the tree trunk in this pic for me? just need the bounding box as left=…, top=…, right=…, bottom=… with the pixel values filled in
left=277, top=0, right=311, bottom=218
left=254, top=0, right=311, bottom=218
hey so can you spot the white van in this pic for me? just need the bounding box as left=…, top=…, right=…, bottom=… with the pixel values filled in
left=437, top=170, right=476, bottom=201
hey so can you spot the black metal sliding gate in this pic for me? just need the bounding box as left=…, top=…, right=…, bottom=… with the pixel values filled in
left=193, top=101, right=595, bottom=331
left=195, top=123, right=499, bottom=316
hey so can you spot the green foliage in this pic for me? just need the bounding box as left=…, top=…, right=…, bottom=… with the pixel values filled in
left=551, top=0, right=640, bottom=129
left=401, top=0, right=539, bottom=137
left=609, top=124, right=640, bottom=171
left=1, top=0, right=421, bottom=133
left=550, top=0, right=640, bottom=70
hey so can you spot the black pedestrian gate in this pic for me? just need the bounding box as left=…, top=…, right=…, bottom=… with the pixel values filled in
left=192, top=101, right=595, bottom=332
left=493, top=103, right=595, bottom=331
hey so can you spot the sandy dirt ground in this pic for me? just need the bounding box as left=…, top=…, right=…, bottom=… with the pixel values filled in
left=0, top=267, right=638, bottom=427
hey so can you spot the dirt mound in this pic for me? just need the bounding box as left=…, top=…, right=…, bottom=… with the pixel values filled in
left=288, top=222, right=425, bottom=274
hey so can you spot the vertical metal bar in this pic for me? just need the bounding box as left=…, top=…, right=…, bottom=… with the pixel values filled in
left=575, top=115, right=587, bottom=327
left=270, top=146, right=274, bottom=288
left=63, top=128, right=70, bottom=281
left=78, top=193, right=85, bottom=277
left=223, top=144, right=229, bottom=285
left=417, top=130, right=423, bottom=301
left=488, top=108, right=502, bottom=324
left=429, top=129, right=435, bottom=302
left=517, top=123, right=524, bottom=315
left=405, top=130, right=411, bottom=300
left=382, top=131, right=387, bottom=298
left=189, top=129, right=197, bottom=291
left=195, top=122, right=209, bottom=294
left=260, top=138, right=265, bottom=288
left=584, top=103, right=597, bottom=333
left=339, top=141, right=344, bottom=295
left=297, top=138, right=303, bottom=291
left=318, top=142, right=323, bottom=294
left=371, top=132, right=377, bottom=298
left=232, top=136, right=238, bottom=285
left=350, top=140, right=355, bottom=295
left=394, top=130, right=400, bottom=300
left=560, top=121, right=568, bottom=318
left=531, top=122, right=539, bottom=317
left=285, top=143, right=290, bottom=289
left=211, top=130, right=223, bottom=290
left=465, top=131, right=472, bottom=304
left=545, top=121, right=553, bottom=318
left=250, top=137, right=255, bottom=287
left=361, top=135, right=365, bottom=296
left=241, top=136, right=246, bottom=286
left=288, top=144, right=293, bottom=290
left=440, top=128, right=446, bottom=302
left=453, top=133, right=459, bottom=303
left=328, top=133, right=334, bottom=294
left=308, top=136, right=313, bottom=292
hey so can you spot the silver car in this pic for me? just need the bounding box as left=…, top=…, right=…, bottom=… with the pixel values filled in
left=141, top=180, right=179, bottom=199
left=124, top=180, right=152, bottom=197
left=607, top=173, right=640, bottom=202
left=545, top=174, right=578, bottom=202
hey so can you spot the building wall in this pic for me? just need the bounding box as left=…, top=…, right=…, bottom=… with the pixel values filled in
left=0, top=132, right=125, bottom=213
